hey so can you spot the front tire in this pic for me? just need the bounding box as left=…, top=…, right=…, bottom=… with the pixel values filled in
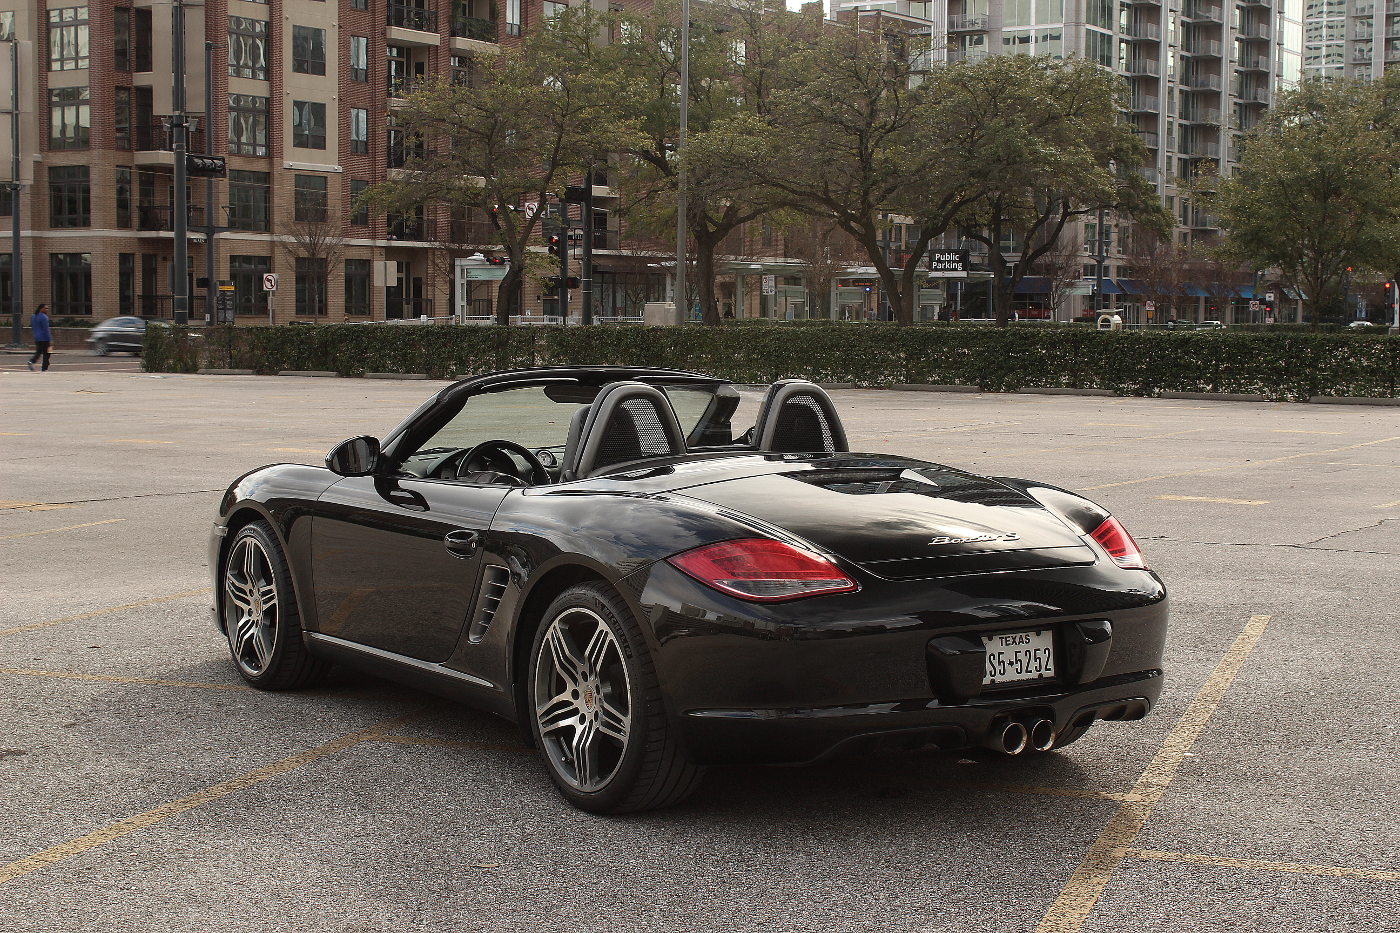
left=527, top=583, right=703, bottom=813
left=91, top=340, right=109, bottom=356
left=221, top=521, right=326, bottom=690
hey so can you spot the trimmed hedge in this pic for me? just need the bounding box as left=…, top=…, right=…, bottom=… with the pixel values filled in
left=144, top=323, right=1400, bottom=401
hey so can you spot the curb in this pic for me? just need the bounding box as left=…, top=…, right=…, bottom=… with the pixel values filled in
left=365, top=372, right=429, bottom=380
left=198, top=368, right=255, bottom=376
left=1161, top=390, right=1268, bottom=402
left=1309, top=395, right=1400, bottom=407
left=818, top=382, right=854, bottom=390
left=1020, top=387, right=1116, bottom=397
left=277, top=370, right=339, bottom=377
left=889, top=384, right=981, bottom=393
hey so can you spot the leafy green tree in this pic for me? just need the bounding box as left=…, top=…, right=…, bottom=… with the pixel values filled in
left=1213, top=76, right=1400, bottom=326
left=604, top=0, right=812, bottom=324
left=948, top=55, right=1168, bottom=326
left=364, top=9, right=636, bottom=324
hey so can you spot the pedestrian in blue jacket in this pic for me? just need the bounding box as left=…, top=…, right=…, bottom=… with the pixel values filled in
left=27, top=304, right=51, bottom=372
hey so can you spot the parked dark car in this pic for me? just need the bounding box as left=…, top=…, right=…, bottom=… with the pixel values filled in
left=87, top=316, right=148, bottom=355
left=210, top=367, right=1168, bottom=812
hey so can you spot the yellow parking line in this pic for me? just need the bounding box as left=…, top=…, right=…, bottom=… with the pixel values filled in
left=1154, top=495, right=1269, bottom=506
left=0, top=587, right=210, bottom=637
left=371, top=735, right=528, bottom=753
left=0, top=432, right=31, bottom=436
left=1085, top=436, right=1400, bottom=491
left=267, top=447, right=327, bottom=455
left=1035, top=614, right=1273, bottom=933
left=1126, top=848, right=1400, bottom=882
left=0, top=501, right=76, bottom=512
left=0, top=519, right=124, bottom=541
left=0, top=668, right=251, bottom=692
left=1272, top=429, right=1344, bottom=436
left=1086, top=423, right=1148, bottom=428
left=0, top=715, right=417, bottom=885
left=1375, top=500, right=1400, bottom=509
left=104, top=439, right=173, bottom=445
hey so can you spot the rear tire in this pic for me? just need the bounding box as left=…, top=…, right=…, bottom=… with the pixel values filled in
left=527, top=582, right=704, bottom=813
left=220, top=521, right=327, bottom=690
left=91, top=341, right=109, bottom=356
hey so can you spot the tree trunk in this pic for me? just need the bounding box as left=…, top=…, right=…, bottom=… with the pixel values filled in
left=495, top=268, right=522, bottom=326
left=694, top=233, right=722, bottom=326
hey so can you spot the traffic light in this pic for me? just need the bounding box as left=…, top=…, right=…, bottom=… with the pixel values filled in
left=565, top=276, right=580, bottom=289
left=546, top=233, right=564, bottom=257
left=485, top=255, right=507, bottom=266
left=185, top=154, right=226, bottom=177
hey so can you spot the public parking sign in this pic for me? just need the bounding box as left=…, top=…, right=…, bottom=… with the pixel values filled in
left=926, top=250, right=969, bottom=278
left=263, top=273, right=278, bottom=292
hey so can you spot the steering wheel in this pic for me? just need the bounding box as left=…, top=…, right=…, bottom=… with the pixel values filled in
left=454, top=439, right=550, bottom=486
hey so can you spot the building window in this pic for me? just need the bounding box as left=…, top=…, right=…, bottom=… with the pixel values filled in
left=114, top=7, right=131, bottom=70
left=119, top=253, right=135, bottom=316
left=543, top=0, right=566, bottom=18
left=114, top=87, right=132, bottom=149
left=48, top=87, right=90, bottom=150
left=344, top=259, right=371, bottom=316
left=451, top=54, right=474, bottom=86
left=50, top=252, right=92, bottom=316
left=48, top=7, right=89, bottom=71
left=349, top=36, right=368, bottom=81
left=228, top=94, right=269, bottom=156
left=0, top=12, right=13, bottom=41
left=133, top=8, right=152, bottom=71
left=295, top=257, right=328, bottom=316
left=230, top=255, right=270, bottom=316
left=351, top=0, right=368, bottom=7
left=349, top=179, right=369, bottom=225
left=227, top=170, right=270, bottom=231
left=506, top=0, right=521, bottom=35
left=228, top=17, right=269, bottom=80
left=292, top=100, right=326, bottom=150
left=48, top=166, right=90, bottom=227
left=292, top=26, right=326, bottom=76
left=0, top=186, right=12, bottom=216
left=115, top=166, right=131, bottom=228
left=293, top=174, right=328, bottom=223
left=349, top=108, right=369, bottom=154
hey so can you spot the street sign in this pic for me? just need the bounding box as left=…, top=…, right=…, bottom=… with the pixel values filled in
left=1249, top=300, right=1261, bottom=312
left=263, top=273, right=278, bottom=292
left=762, top=275, right=776, bottom=295
left=1144, top=300, right=1155, bottom=312
left=1264, top=291, right=1275, bottom=302
left=926, top=249, right=969, bottom=278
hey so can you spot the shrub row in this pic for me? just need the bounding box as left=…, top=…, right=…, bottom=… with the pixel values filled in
left=143, top=323, right=1400, bottom=401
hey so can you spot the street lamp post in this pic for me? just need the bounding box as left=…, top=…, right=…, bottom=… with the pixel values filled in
left=6, top=40, right=22, bottom=348
left=675, top=0, right=689, bottom=322
left=170, top=0, right=190, bottom=325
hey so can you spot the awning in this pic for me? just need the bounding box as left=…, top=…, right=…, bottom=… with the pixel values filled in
left=1117, top=278, right=1143, bottom=295
left=1235, top=285, right=1256, bottom=299
left=1098, top=279, right=1125, bottom=295
left=1183, top=284, right=1210, bottom=297
left=1013, top=276, right=1050, bottom=294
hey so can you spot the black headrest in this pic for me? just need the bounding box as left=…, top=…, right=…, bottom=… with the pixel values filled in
left=753, top=380, right=848, bottom=453
left=560, top=382, right=686, bottom=480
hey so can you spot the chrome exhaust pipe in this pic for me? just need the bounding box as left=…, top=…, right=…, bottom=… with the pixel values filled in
left=996, top=720, right=1029, bottom=756
left=1029, top=718, right=1057, bottom=753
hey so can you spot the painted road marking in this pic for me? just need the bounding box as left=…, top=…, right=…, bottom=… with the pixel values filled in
left=0, top=587, right=210, bottom=638
left=0, top=501, right=76, bottom=512
left=1034, top=614, right=1273, bottom=933
left=1011, top=428, right=1206, bottom=458
left=0, top=715, right=418, bottom=885
left=0, top=432, right=31, bottom=436
left=0, top=519, right=124, bottom=541
left=1154, top=495, right=1270, bottom=506
left=1272, top=430, right=1344, bottom=436
left=267, top=447, right=328, bottom=455
left=1087, top=423, right=1149, bottom=428
left=1085, top=436, right=1400, bottom=491
left=104, top=439, right=173, bottom=445
left=371, top=735, right=528, bottom=753
left=1126, top=848, right=1400, bottom=882
left=0, top=668, right=251, bottom=692
left=1375, top=500, right=1400, bottom=509
left=997, top=784, right=1145, bottom=803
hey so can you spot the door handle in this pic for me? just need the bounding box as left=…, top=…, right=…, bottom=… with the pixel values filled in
left=443, top=529, right=480, bottom=559
left=385, top=487, right=428, bottom=511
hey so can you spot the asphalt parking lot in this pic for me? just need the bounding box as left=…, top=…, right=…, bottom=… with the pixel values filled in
left=2, top=369, right=1397, bottom=932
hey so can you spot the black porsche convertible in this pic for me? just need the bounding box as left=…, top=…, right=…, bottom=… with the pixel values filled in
left=211, top=367, right=1167, bottom=812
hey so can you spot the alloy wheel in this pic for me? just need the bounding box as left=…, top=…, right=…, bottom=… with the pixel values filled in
left=224, top=536, right=279, bottom=676
left=532, top=607, right=632, bottom=792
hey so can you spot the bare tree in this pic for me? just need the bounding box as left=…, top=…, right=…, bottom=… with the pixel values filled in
left=278, top=195, right=348, bottom=320
left=781, top=220, right=863, bottom=319
left=1031, top=235, right=1084, bottom=323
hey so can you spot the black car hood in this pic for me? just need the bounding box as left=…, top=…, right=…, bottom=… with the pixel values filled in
left=639, top=456, right=1097, bottom=579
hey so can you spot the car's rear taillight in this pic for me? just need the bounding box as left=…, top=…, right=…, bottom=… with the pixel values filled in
left=667, top=538, right=858, bottom=602
left=1089, top=517, right=1147, bottom=570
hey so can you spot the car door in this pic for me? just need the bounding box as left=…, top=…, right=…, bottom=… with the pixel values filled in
left=308, top=474, right=510, bottom=662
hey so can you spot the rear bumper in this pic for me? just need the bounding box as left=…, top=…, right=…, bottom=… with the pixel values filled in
left=678, top=671, right=1162, bottom=764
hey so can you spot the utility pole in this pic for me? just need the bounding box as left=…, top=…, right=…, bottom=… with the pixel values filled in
left=675, top=0, right=689, bottom=322
left=6, top=40, right=22, bottom=348
left=1093, top=206, right=1106, bottom=314
left=170, top=0, right=190, bottom=325
left=581, top=167, right=594, bottom=325
left=204, top=40, right=216, bottom=323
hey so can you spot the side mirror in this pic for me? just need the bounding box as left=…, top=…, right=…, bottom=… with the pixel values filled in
left=325, top=436, right=381, bottom=476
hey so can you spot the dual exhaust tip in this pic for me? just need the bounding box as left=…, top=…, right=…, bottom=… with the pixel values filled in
left=988, top=717, right=1057, bottom=755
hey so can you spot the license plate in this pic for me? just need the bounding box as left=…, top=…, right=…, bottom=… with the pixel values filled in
left=982, top=629, right=1055, bottom=684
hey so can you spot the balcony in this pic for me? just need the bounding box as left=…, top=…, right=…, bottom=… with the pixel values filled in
left=1126, top=22, right=1161, bottom=40
left=1186, top=3, right=1222, bottom=22
left=1186, top=140, right=1220, bottom=159
left=449, top=219, right=498, bottom=245
left=136, top=205, right=206, bottom=232
left=387, top=142, right=427, bottom=169
left=1184, top=38, right=1222, bottom=56
left=1181, top=107, right=1221, bottom=123
left=134, top=120, right=174, bottom=151
left=1124, top=58, right=1161, bottom=75
left=1184, top=73, right=1223, bottom=90
left=1236, top=55, right=1270, bottom=71
left=387, top=3, right=442, bottom=47
left=947, top=15, right=988, bottom=31
left=1130, top=94, right=1161, bottom=112
left=387, top=217, right=436, bottom=241
left=1238, top=24, right=1271, bottom=40
left=1125, top=0, right=1162, bottom=5
left=946, top=49, right=990, bottom=64
left=1139, top=166, right=1161, bottom=184
left=1135, top=130, right=1160, bottom=148
left=1239, top=86, right=1269, bottom=103
left=451, top=14, right=497, bottom=41
left=1188, top=212, right=1219, bottom=229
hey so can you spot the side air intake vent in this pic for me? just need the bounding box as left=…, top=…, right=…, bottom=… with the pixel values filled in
left=468, top=565, right=510, bottom=643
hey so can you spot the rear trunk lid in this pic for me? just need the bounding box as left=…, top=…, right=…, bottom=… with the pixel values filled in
left=680, top=465, right=1097, bottom=579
